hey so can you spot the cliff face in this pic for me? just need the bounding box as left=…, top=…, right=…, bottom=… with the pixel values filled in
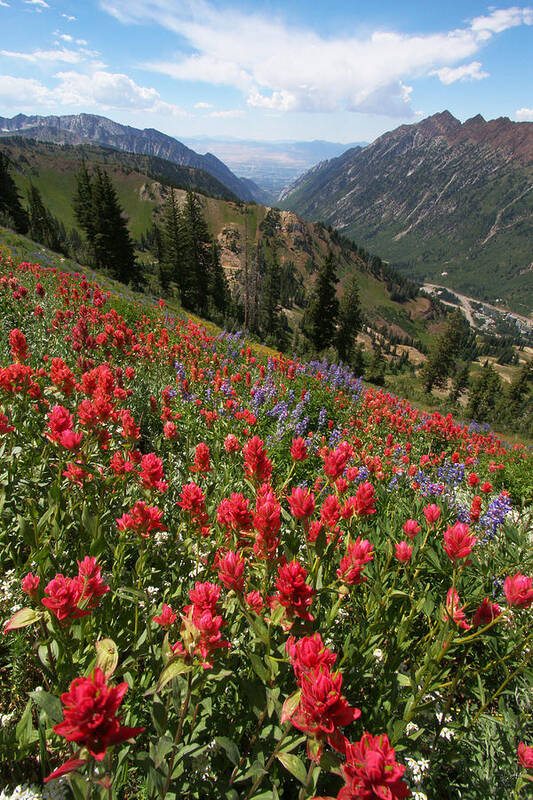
left=0, top=113, right=256, bottom=202
left=281, top=112, right=533, bottom=312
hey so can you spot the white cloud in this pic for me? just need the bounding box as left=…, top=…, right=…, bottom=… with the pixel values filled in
left=101, top=1, right=533, bottom=117
left=76, top=39, right=88, bottom=46
left=62, top=13, right=76, bottom=22
left=0, top=1, right=10, bottom=7
left=430, top=61, right=490, bottom=85
left=0, top=48, right=85, bottom=64
left=0, top=69, right=187, bottom=116
left=208, top=108, right=244, bottom=118
left=24, top=0, right=49, bottom=7
left=194, top=101, right=213, bottom=108
left=516, top=107, right=533, bottom=120
left=58, top=33, right=73, bottom=42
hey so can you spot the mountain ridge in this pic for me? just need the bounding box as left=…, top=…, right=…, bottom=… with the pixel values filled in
left=0, top=112, right=257, bottom=203
left=280, top=111, right=533, bottom=314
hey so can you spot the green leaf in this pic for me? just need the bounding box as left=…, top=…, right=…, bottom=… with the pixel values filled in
left=154, top=734, right=174, bottom=768
left=4, top=607, right=42, bottom=631
left=216, top=736, right=240, bottom=766
left=281, top=689, right=301, bottom=723
left=30, top=689, right=62, bottom=724
left=153, top=658, right=192, bottom=694
left=276, top=751, right=308, bottom=785
left=249, top=652, right=269, bottom=683
left=396, top=673, right=411, bottom=688
left=95, top=638, right=119, bottom=678
left=16, top=700, right=37, bottom=747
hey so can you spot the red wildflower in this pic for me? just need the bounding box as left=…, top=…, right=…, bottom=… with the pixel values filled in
left=218, top=550, right=245, bottom=593
left=470, top=496, right=482, bottom=523
left=443, top=522, right=477, bottom=563
left=518, top=742, right=533, bottom=769
left=337, top=732, right=410, bottom=800
left=120, top=410, right=140, bottom=442
left=245, top=590, right=264, bottom=613
left=47, top=404, right=73, bottom=442
left=288, top=486, right=315, bottom=521
left=291, top=437, right=308, bottom=461
left=0, top=413, right=14, bottom=434
left=180, top=608, right=230, bottom=669
left=178, top=482, right=209, bottom=528
left=139, top=453, right=167, bottom=491
left=504, top=574, right=533, bottom=609
left=321, top=494, right=342, bottom=529
left=59, top=429, right=83, bottom=451
left=9, top=329, right=29, bottom=362
left=46, top=668, right=144, bottom=770
left=423, top=504, right=441, bottom=526
left=243, top=436, right=272, bottom=483
left=444, top=588, right=470, bottom=629
left=163, top=421, right=178, bottom=440
left=41, top=575, right=88, bottom=623
left=217, top=493, right=253, bottom=532
left=116, top=501, right=166, bottom=537
left=468, top=472, right=479, bottom=487
left=274, top=560, right=315, bottom=623
left=253, top=485, right=281, bottom=559
left=191, top=442, right=212, bottom=473
left=187, top=581, right=221, bottom=617
left=50, top=357, right=75, bottom=395
left=472, top=598, right=501, bottom=627
left=323, top=444, right=352, bottom=481
left=337, top=538, right=374, bottom=585
left=224, top=434, right=240, bottom=452
left=344, top=482, right=377, bottom=518
left=286, top=633, right=337, bottom=685
left=395, top=541, right=413, bottom=564
left=402, top=519, right=420, bottom=539
left=21, top=572, right=40, bottom=599
left=289, top=667, right=360, bottom=761
left=153, top=604, right=177, bottom=628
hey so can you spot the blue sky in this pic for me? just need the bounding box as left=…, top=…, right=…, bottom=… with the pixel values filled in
left=0, top=0, right=532, bottom=142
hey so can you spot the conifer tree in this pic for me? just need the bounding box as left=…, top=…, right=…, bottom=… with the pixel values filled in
left=336, top=274, right=362, bottom=362
left=208, top=241, right=229, bottom=315
left=0, top=152, right=28, bottom=233
left=27, top=184, right=62, bottom=252
left=259, top=249, right=281, bottom=337
left=466, top=363, right=502, bottom=422
left=182, top=191, right=211, bottom=313
left=421, top=311, right=470, bottom=393
left=160, top=188, right=183, bottom=293
left=306, top=251, right=339, bottom=351
left=73, top=160, right=95, bottom=247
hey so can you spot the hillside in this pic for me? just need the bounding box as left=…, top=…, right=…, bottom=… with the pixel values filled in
left=280, top=111, right=533, bottom=315
left=0, top=136, right=445, bottom=358
left=0, top=112, right=257, bottom=203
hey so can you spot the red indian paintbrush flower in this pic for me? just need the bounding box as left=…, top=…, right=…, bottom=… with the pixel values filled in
left=402, top=519, right=420, bottom=539
left=337, top=538, right=374, bottom=586
left=337, top=732, right=410, bottom=799
left=274, top=560, right=315, bottom=623
left=518, top=742, right=533, bottom=769
left=21, top=572, right=40, bottom=599
left=504, top=573, right=533, bottom=609
left=191, top=442, right=212, bottom=473
left=242, top=436, right=272, bottom=482
left=116, top=501, right=166, bottom=537
left=224, top=433, right=240, bottom=452
left=217, top=550, right=245, bottom=593
left=395, top=541, right=413, bottom=564
left=45, top=667, right=144, bottom=780
left=217, top=493, right=253, bottom=532
left=423, top=504, right=441, bottom=526
left=288, top=666, right=360, bottom=761
left=9, top=328, right=29, bottom=362
left=290, top=436, right=308, bottom=461
left=288, top=486, right=315, bottom=521
left=472, top=598, right=501, bottom=627
left=443, top=522, right=477, bottom=563
left=444, top=588, right=470, bottom=629
left=286, top=633, right=337, bottom=685
left=153, top=604, right=177, bottom=628
left=138, top=453, right=167, bottom=491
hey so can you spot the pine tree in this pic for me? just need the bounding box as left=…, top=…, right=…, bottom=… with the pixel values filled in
left=466, top=363, right=502, bottom=422
left=421, top=311, right=470, bottom=393
left=73, top=160, right=95, bottom=248
left=336, top=274, right=362, bottom=362
left=0, top=152, right=29, bottom=233
left=160, top=189, right=184, bottom=293
left=181, top=191, right=211, bottom=313
left=27, top=184, right=62, bottom=252
left=259, top=249, right=281, bottom=337
left=208, top=241, right=229, bottom=315
left=306, top=251, right=339, bottom=351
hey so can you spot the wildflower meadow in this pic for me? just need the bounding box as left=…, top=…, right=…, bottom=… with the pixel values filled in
left=0, top=255, right=532, bottom=800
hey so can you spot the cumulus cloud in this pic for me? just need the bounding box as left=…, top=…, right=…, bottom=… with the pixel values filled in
left=516, top=107, right=533, bottom=120
left=101, top=1, right=533, bottom=117
left=0, top=69, right=187, bottom=116
left=208, top=109, right=244, bottom=118
left=194, top=101, right=213, bottom=108
left=430, top=61, right=489, bottom=85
